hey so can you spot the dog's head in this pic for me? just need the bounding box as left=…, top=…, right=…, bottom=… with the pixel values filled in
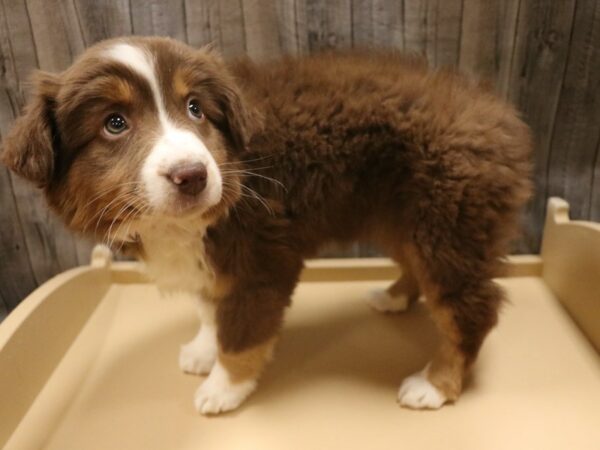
left=1, top=37, right=250, bottom=243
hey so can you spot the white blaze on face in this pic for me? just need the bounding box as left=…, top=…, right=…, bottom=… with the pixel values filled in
left=104, top=42, right=222, bottom=213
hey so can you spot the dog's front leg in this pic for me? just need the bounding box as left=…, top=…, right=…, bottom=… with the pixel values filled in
left=193, top=283, right=292, bottom=415
left=179, top=298, right=218, bottom=376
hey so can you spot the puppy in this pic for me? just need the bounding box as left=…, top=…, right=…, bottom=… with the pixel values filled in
left=1, top=37, right=532, bottom=414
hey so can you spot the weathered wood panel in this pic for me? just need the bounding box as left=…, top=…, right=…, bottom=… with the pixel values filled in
left=459, top=0, right=521, bottom=94
left=1, top=0, right=82, bottom=285
left=130, top=0, right=186, bottom=40
left=215, top=0, right=246, bottom=58
left=508, top=0, right=577, bottom=251
left=242, top=0, right=282, bottom=61
left=74, top=0, right=132, bottom=45
left=306, top=0, right=352, bottom=51
left=546, top=0, right=600, bottom=225
left=0, top=2, right=39, bottom=309
left=276, top=0, right=309, bottom=54
left=0, top=0, right=598, bottom=312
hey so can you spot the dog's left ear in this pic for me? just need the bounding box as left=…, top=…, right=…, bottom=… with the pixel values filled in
left=1, top=72, right=61, bottom=188
left=217, top=76, right=252, bottom=152
left=202, top=52, right=256, bottom=153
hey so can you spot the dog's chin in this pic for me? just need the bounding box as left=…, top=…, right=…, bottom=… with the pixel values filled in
left=152, top=192, right=222, bottom=220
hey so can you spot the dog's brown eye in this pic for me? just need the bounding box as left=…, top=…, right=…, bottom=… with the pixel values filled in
left=188, top=98, right=204, bottom=120
left=105, top=114, right=128, bottom=134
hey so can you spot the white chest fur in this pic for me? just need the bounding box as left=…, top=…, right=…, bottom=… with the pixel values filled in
left=137, top=218, right=214, bottom=295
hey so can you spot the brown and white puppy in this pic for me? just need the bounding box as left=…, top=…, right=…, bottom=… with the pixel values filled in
left=1, top=37, right=532, bottom=414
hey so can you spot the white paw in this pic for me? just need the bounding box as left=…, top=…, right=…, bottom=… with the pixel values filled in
left=398, top=369, right=447, bottom=409
left=367, top=289, right=410, bottom=313
left=194, top=362, right=257, bottom=415
left=179, top=326, right=217, bottom=375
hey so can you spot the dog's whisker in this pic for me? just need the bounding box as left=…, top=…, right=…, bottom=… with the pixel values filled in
left=221, top=169, right=287, bottom=191
left=91, top=191, right=141, bottom=236
left=81, top=187, right=142, bottom=231
left=79, top=181, right=144, bottom=212
left=217, top=155, right=275, bottom=167
left=238, top=184, right=274, bottom=216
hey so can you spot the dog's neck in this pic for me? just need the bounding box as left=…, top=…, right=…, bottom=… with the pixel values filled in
left=133, top=215, right=215, bottom=296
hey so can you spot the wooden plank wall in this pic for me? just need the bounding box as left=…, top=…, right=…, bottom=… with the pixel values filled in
left=0, top=0, right=598, bottom=311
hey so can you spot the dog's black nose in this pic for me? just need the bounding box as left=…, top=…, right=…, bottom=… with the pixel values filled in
left=167, top=163, right=208, bottom=196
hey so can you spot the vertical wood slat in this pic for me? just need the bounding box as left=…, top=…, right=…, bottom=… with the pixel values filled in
left=459, top=0, right=521, bottom=92
left=351, top=0, right=405, bottom=50
left=508, top=0, right=577, bottom=251
left=26, top=0, right=85, bottom=72
left=403, top=0, right=462, bottom=67
left=241, top=0, right=282, bottom=61
left=276, top=0, right=309, bottom=55
left=546, top=0, right=600, bottom=223
left=26, top=0, right=96, bottom=266
left=0, top=2, right=38, bottom=308
left=306, top=0, right=352, bottom=51
left=0, top=0, right=82, bottom=284
left=73, top=0, right=132, bottom=45
left=371, top=0, right=403, bottom=49
left=184, top=0, right=217, bottom=48
left=217, top=0, right=246, bottom=58
left=129, top=0, right=186, bottom=40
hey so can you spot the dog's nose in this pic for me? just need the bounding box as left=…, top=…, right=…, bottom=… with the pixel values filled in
left=166, top=163, right=208, bottom=196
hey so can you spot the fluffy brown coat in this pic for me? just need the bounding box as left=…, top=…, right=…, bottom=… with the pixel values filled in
left=1, top=37, right=532, bottom=408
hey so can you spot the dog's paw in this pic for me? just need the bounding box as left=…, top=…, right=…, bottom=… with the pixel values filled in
left=398, top=369, right=447, bottom=409
left=194, top=362, right=256, bottom=415
left=367, top=289, right=410, bottom=313
left=179, top=328, right=217, bottom=375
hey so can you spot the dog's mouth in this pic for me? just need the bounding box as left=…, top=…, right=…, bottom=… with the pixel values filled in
left=149, top=181, right=224, bottom=219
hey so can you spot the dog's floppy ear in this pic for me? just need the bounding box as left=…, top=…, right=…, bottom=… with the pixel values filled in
left=1, top=72, right=61, bottom=188
left=216, top=75, right=252, bottom=152
left=202, top=51, right=257, bottom=153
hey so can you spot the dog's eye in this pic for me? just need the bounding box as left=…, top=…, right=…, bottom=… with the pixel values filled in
left=187, top=98, right=204, bottom=120
left=105, top=114, right=128, bottom=134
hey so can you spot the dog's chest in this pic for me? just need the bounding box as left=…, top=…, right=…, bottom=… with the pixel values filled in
left=138, top=222, right=214, bottom=295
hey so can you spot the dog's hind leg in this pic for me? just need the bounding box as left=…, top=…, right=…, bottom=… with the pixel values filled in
left=397, top=275, right=502, bottom=409
left=396, top=227, right=505, bottom=409
left=367, top=261, right=420, bottom=313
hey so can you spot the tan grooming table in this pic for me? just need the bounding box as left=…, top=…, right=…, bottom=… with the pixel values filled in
left=1, top=197, right=599, bottom=450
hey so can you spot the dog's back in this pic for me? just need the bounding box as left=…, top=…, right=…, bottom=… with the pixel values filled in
left=221, top=51, right=532, bottom=260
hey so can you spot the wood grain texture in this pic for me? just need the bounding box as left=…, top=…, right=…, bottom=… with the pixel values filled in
left=459, top=0, right=521, bottom=92
left=0, top=3, right=38, bottom=309
left=26, top=0, right=85, bottom=72
left=371, top=0, right=403, bottom=49
left=242, top=0, right=282, bottom=60
left=73, top=0, right=132, bottom=45
left=404, top=0, right=463, bottom=66
left=508, top=0, right=577, bottom=251
left=184, top=0, right=218, bottom=47
left=130, top=0, right=186, bottom=40
left=276, top=0, right=308, bottom=55
left=216, top=0, right=246, bottom=58
left=0, top=0, right=597, bottom=313
left=546, top=0, right=600, bottom=223
left=1, top=0, right=81, bottom=285
left=306, top=0, right=352, bottom=51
